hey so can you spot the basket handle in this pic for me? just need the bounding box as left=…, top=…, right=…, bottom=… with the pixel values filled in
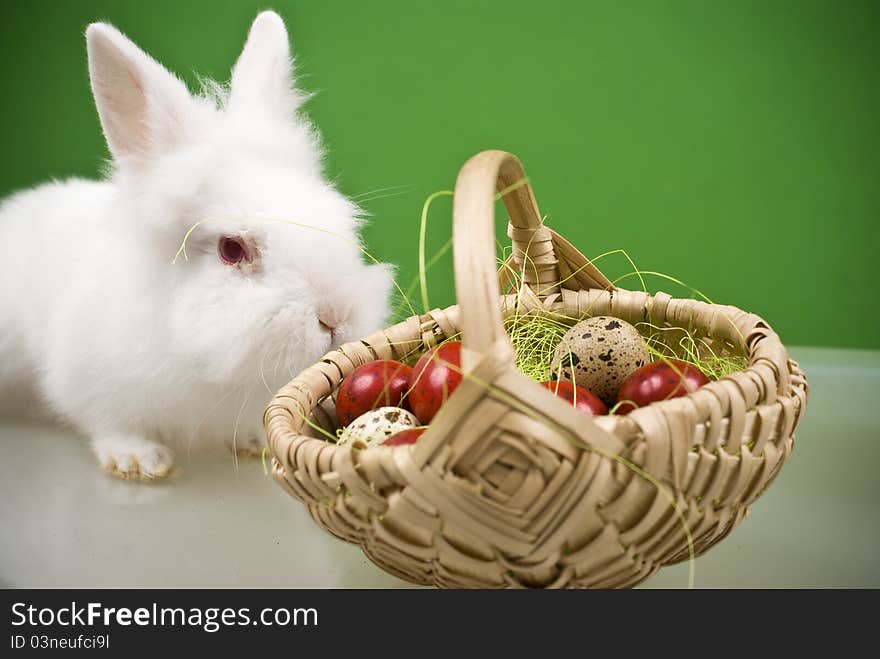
left=453, top=150, right=605, bottom=374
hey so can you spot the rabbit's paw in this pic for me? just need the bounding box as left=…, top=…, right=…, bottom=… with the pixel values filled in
left=228, top=436, right=265, bottom=458
left=92, top=434, right=174, bottom=482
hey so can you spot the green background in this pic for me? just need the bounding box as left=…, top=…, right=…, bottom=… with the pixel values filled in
left=2, top=0, right=878, bottom=348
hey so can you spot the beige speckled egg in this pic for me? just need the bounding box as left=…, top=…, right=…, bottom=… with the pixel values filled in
left=550, top=316, right=650, bottom=406
left=338, top=407, right=420, bottom=447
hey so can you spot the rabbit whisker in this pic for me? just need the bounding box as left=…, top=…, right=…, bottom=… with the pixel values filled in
left=258, top=342, right=284, bottom=396
left=350, top=184, right=415, bottom=201
left=355, top=189, right=415, bottom=205
left=231, top=385, right=253, bottom=472
left=187, top=383, right=243, bottom=455
left=272, top=345, right=287, bottom=386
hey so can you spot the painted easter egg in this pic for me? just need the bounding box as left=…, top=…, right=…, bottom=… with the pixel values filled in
left=615, top=359, right=710, bottom=414
left=382, top=427, right=427, bottom=447
left=335, top=359, right=413, bottom=427
left=540, top=381, right=608, bottom=416
left=408, top=341, right=463, bottom=424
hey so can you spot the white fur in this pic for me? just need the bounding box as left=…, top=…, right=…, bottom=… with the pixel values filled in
left=0, top=12, right=392, bottom=480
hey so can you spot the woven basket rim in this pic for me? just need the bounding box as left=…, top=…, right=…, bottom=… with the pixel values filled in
left=264, top=286, right=804, bottom=458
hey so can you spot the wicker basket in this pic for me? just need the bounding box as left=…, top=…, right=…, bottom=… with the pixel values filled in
left=264, top=150, right=808, bottom=589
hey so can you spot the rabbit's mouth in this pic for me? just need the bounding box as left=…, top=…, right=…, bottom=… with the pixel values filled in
left=328, top=330, right=348, bottom=351
left=317, top=313, right=348, bottom=350
left=316, top=323, right=339, bottom=352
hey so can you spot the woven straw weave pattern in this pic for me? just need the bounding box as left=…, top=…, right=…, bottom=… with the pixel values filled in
left=264, top=151, right=807, bottom=588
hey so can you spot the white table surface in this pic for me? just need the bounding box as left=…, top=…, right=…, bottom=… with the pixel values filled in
left=2, top=346, right=878, bottom=588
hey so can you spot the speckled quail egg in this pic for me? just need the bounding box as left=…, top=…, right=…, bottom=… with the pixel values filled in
left=550, top=316, right=650, bottom=406
left=337, top=407, right=421, bottom=447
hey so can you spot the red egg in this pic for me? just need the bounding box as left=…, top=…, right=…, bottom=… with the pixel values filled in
left=615, top=359, right=710, bottom=414
left=408, top=341, right=463, bottom=423
left=335, top=360, right=414, bottom=427
left=540, top=381, right=607, bottom=416
left=382, top=427, right=426, bottom=447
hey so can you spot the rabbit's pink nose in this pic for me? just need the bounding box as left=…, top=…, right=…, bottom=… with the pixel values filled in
left=317, top=308, right=345, bottom=332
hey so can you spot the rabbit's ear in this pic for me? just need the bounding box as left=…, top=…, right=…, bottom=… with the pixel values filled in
left=229, top=11, right=302, bottom=121
left=86, top=23, right=195, bottom=161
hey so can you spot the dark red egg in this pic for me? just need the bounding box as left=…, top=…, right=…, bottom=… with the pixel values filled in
left=615, top=359, right=710, bottom=414
left=382, top=427, right=426, bottom=447
left=540, top=381, right=607, bottom=416
left=335, top=360, right=414, bottom=427
left=408, top=341, right=463, bottom=424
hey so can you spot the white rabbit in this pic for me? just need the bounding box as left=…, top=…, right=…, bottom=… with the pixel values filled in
left=0, top=11, right=392, bottom=481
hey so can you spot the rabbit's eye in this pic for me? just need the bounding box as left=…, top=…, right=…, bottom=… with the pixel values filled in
left=218, top=236, right=248, bottom=265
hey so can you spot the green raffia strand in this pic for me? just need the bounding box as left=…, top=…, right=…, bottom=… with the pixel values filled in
left=418, top=190, right=454, bottom=313
left=577, top=248, right=648, bottom=298
left=403, top=237, right=452, bottom=310
left=411, top=177, right=532, bottom=315
left=698, top=354, right=749, bottom=379
left=505, top=313, right=570, bottom=382
left=613, top=270, right=713, bottom=304
left=637, top=321, right=748, bottom=380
